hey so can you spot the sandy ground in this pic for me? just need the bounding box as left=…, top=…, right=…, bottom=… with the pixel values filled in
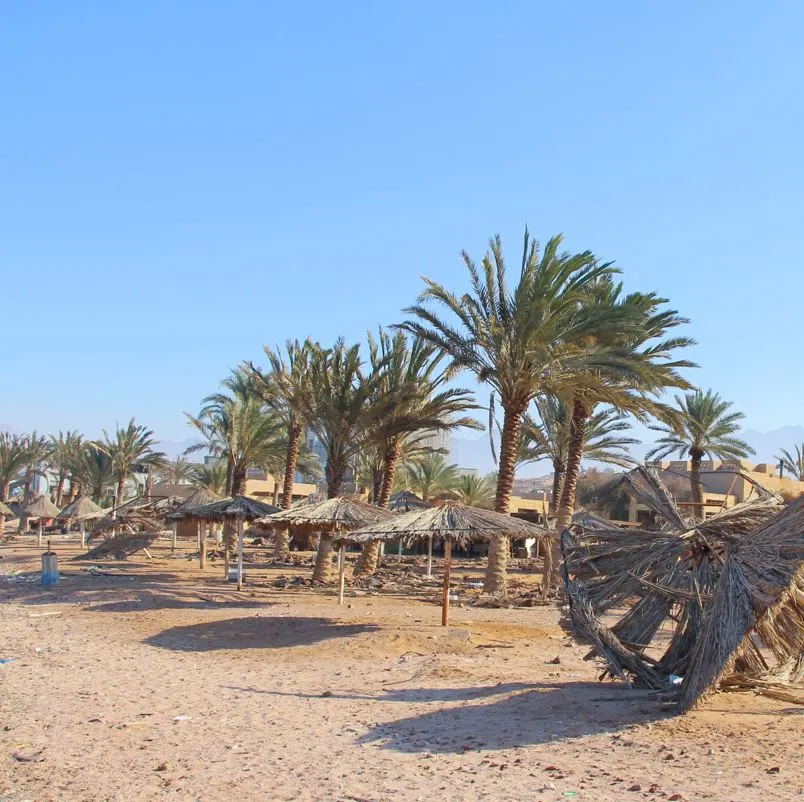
left=0, top=536, right=802, bottom=802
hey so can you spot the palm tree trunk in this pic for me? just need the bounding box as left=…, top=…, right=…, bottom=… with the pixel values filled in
left=275, top=425, right=302, bottom=562
left=282, top=424, right=302, bottom=508
left=56, top=472, right=66, bottom=507
left=144, top=467, right=154, bottom=500
left=690, top=450, right=705, bottom=522
left=354, top=444, right=400, bottom=577
left=551, top=459, right=565, bottom=516
left=312, top=460, right=345, bottom=582
left=543, top=398, right=588, bottom=598
left=116, top=476, right=126, bottom=509
left=485, top=405, right=525, bottom=596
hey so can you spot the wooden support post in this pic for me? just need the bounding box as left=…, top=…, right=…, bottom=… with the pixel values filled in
left=172, top=523, right=177, bottom=552
left=426, top=534, right=433, bottom=577
left=200, top=522, right=207, bottom=569
left=397, top=538, right=403, bottom=556
left=441, top=539, right=452, bottom=627
left=197, top=523, right=201, bottom=551
left=38, top=520, right=43, bottom=548
left=337, top=544, right=346, bottom=605
left=237, top=517, right=244, bottom=591
left=80, top=521, right=86, bottom=550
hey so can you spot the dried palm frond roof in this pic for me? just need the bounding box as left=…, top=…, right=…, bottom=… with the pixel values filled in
left=345, top=502, right=549, bottom=548
left=21, top=495, right=61, bottom=518
left=59, top=495, right=104, bottom=521
left=89, top=513, right=164, bottom=539
left=166, top=486, right=224, bottom=520
left=75, top=531, right=159, bottom=561
left=256, top=497, right=393, bottom=533
left=175, top=494, right=279, bottom=522
left=111, top=495, right=185, bottom=518
left=561, top=465, right=802, bottom=711
left=388, top=491, right=429, bottom=511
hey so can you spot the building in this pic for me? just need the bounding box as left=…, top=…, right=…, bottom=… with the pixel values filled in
left=616, top=460, right=804, bottom=525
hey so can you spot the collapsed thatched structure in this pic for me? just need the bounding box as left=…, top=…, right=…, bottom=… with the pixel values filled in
left=562, top=466, right=803, bottom=711
left=59, top=495, right=104, bottom=521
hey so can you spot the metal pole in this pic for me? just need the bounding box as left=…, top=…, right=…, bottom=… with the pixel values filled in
left=441, top=539, right=452, bottom=627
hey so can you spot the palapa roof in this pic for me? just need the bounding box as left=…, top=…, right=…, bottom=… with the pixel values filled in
left=562, top=466, right=803, bottom=711
left=166, top=486, right=224, bottom=520
left=89, top=513, right=164, bottom=538
left=175, top=494, right=279, bottom=522
left=256, top=497, right=394, bottom=533
left=59, top=495, right=104, bottom=521
left=21, top=495, right=61, bottom=518
left=345, top=502, right=549, bottom=548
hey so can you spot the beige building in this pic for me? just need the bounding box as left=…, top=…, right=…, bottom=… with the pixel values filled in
left=621, top=460, right=804, bottom=524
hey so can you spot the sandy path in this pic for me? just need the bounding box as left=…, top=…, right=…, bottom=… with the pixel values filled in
left=0, top=542, right=801, bottom=801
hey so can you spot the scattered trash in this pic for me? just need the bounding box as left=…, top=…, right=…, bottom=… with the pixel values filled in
left=0, top=658, right=17, bottom=666
left=28, top=611, right=62, bottom=618
left=547, top=656, right=561, bottom=665
left=668, top=674, right=684, bottom=686
left=321, top=690, right=333, bottom=698
left=11, top=749, right=45, bottom=763
left=172, top=715, right=192, bottom=722
left=154, top=761, right=172, bottom=772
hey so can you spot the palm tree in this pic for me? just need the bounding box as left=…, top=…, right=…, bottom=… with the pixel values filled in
left=0, top=433, right=28, bottom=531
left=192, top=463, right=228, bottom=495
left=404, top=454, right=459, bottom=501
left=646, top=389, right=754, bottom=520
left=159, top=456, right=197, bottom=485
left=18, top=432, right=52, bottom=531
left=401, top=229, right=623, bottom=595
left=777, top=443, right=804, bottom=482
left=48, top=431, right=83, bottom=506
left=100, top=419, right=164, bottom=508
left=455, top=473, right=495, bottom=508
left=67, top=441, right=116, bottom=504
left=296, top=340, right=375, bottom=582
left=518, top=396, right=639, bottom=510
left=247, top=339, right=314, bottom=559
left=353, top=330, right=480, bottom=575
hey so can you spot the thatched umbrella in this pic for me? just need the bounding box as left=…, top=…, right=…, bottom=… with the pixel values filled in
left=167, top=486, right=223, bottom=566
left=177, top=495, right=279, bottom=589
left=388, top=491, right=429, bottom=512
left=346, top=503, right=549, bottom=626
left=257, top=497, right=394, bottom=596
left=561, top=466, right=801, bottom=711
left=21, top=495, right=61, bottom=547
left=59, top=496, right=104, bottom=548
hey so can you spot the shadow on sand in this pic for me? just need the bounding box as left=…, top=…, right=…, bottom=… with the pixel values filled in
left=221, top=680, right=668, bottom=750
left=144, top=615, right=381, bottom=652
left=353, top=681, right=666, bottom=752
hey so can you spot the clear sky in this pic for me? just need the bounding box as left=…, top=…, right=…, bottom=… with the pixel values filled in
left=3, top=1, right=803, bottom=451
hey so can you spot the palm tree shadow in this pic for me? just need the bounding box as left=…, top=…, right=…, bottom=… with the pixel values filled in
left=144, top=616, right=381, bottom=652
left=356, top=681, right=667, bottom=752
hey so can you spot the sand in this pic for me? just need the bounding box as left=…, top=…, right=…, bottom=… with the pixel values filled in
left=0, top=538, right=802, bottom=801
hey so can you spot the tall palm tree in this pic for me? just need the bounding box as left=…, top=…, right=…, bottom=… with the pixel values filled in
left=404, top=454, right=459, bottom=501
left=247, top=339, right=315, bottom=559
left=100, top=419, right=165, bottom=508
left=0, top=433, right=28, bottom=531
left=48, top=431, right=83, bottom=506
left=401, top=229, right=624, bottom=595
left=455, top=473, right=495, bottom=508
left=296, top=340, right=375, bottom=582
left=353, top=330, right=480, bottom=575
left=543, top=287, right=694, bottom=593
left=777, top=443, right=804, bottom=482
left=646, top=389, right=754, bottom=520
left=518, top=396, right=639, bottom=510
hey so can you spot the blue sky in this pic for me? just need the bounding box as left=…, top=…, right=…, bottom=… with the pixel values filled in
left=3, top=2, right=803, bottom=461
